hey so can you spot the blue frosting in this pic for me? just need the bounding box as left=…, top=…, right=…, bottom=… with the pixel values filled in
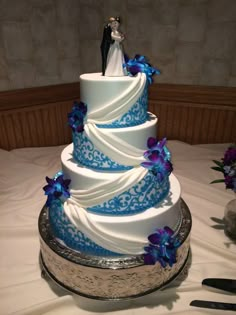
left=73, top=132, right=132, bottom=171
left=97, top=83, right=148, bottom=128
left=88, top=172, right=170, bottom=215
left=49, top=199, right=119, bottom=256
left=48, top=174, right=170, bottom=255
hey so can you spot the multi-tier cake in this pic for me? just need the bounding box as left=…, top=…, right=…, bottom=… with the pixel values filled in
left=39, top=18, right=191, bottom=299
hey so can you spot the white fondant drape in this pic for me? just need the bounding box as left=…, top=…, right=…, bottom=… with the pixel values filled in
left=69, top=166, right=147, bottom=207
left=86, top=72, right=146, bottom=125
left=84, top=123, right=145, bottom=166
left=64, top=199, right=147, bottom=255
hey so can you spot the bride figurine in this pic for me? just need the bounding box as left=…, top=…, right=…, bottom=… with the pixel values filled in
left=100, top=17, right=127, bottom=77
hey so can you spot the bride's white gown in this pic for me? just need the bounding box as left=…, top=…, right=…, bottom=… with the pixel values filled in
left=105, top=31, right=127, bottom=77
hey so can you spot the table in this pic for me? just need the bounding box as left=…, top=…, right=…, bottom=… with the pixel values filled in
left=0, top=141, right=235, bottom=315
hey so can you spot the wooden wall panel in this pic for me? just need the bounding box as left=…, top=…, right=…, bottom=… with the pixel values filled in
left=149, top=83, right=236, bottom=144
left=0, top=84, right=78, bottom=150
left=0, top=82, right=235, bottom=150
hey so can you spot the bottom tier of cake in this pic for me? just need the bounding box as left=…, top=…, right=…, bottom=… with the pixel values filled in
left=38, top=199, right=191, bottom=300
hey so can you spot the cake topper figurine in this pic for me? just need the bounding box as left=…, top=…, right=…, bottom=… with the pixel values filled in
left=100, top=16, right=127, bottom=77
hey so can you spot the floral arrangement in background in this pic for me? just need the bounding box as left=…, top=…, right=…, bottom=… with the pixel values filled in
left=68, top=101, right=87, bottom=133
left=144, top=226, right=181, bottom=266
left=211, top=144, right=236, bottom=192
left=141, top=137, right=173, bottom=182
left=124, top=54, right=160, bottom=84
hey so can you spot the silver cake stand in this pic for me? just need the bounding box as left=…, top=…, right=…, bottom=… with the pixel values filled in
left=39, top=199, right=192, bottom=300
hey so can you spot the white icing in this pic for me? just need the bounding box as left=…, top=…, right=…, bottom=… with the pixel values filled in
left=69, top=166, right=148, bottom=208
left=84, top=123, right=145, bottom=166
left=80, top=72, right=146, bottom=124
left=63, top=174, right=181, bottom=255
left=99, top=113, right=157, bottom=150
left=62, top=144, right=126, bottom=191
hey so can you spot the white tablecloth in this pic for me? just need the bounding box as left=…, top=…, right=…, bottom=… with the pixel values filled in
left=0, top=141, right=235, bottom=315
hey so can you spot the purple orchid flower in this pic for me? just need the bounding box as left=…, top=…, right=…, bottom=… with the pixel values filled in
left=224, top=174, right=236, bottom=191
left=68, top=101, right=87, bottom=133
left=211, top=144, right=236, bottom=192
left=224, top=146, right=236, bottom=165
left=142, top=154, right=172, bottom=182
left=146, top=137, right=171, bottom=160
left=43, top=174, right=71, bottom=206
left=144, top=226, right=181, bottom=267
left=141, top=137, right=173, bottom=181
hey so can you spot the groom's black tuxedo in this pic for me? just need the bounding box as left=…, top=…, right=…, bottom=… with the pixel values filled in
left=100, top=24, right=114, bottom=75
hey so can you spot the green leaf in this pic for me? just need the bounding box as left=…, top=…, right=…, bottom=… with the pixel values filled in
left=211, top=166, right=224, bottom=172
left=212, top=160, right=224, bottom=167
left=210, top=179, right=225, bottom=184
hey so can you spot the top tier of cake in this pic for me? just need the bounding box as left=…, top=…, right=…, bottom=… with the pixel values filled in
left=80, top=72, right=148, bottom=127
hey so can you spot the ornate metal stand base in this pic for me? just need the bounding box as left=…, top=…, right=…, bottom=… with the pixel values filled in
left=38, top=199, right=191, bottom=300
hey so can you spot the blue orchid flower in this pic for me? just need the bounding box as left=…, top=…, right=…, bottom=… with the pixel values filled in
left=68, top=101, right=87, bottom=133
left=124, top=54, right=160, bottom=84
left=144, top=226, right=181, bottom=267
left=43, top=174, right=71, bottom=206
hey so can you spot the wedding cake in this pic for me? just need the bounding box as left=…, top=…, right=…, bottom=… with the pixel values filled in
left=38, top=18, right=191, bottom=299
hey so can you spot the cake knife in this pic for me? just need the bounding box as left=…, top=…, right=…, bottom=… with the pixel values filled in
left=202, top=278, right=236, bottom=294
left=190, top=300, right=236, bottom=311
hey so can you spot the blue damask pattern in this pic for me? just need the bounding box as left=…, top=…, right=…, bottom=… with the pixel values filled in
left=49, top=199, right=119, bottom=256
left=88, top=173, right=170, bottom=215
left=73, top=132, right=132, bottom=171
left=97, top=83, right=148, bottom=128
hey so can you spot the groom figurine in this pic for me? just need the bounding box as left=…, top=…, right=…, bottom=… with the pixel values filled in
left=100, top=20, right=114, bottom=76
